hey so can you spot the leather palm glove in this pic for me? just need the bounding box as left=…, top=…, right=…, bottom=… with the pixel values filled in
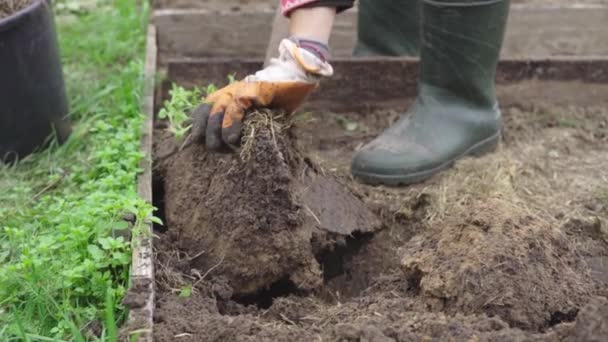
left=191, top=38, right=333, bottom=150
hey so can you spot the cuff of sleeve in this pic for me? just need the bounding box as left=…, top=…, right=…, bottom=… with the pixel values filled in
left=281, top=0, right=355, bottom=17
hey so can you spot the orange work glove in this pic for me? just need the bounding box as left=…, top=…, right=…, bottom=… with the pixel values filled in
left=190, top=38, right=333, bottom=149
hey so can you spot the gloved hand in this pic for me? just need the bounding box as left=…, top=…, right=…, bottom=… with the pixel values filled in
left=190, top=38, right=333, bottom=150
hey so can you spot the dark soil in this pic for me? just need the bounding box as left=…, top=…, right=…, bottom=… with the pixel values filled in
left=156, top=111, right=380, bottom=296
left=152, top=81, right=608, bottom=341
left=0, top=0, right=31, bottom=19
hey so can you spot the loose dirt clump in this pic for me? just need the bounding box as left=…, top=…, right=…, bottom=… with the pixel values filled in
left=400, top=154, right=597, bottom=331
left=0, top=0, right=31, bottom=19
left=157, top=110, right=381, bottom=296
left=555, top=296, right=608, bottom=341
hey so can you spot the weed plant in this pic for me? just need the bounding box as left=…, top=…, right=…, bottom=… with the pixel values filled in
left=158, top=75, right=239, bottom=141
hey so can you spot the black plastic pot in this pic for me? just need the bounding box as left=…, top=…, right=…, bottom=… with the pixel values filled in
left=0, top=0, right=70, bottom=162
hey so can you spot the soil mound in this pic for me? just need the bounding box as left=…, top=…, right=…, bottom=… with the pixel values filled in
left=400, top=153, right=604, bottom=331
left=159, top=111, right=381, bottom=295
left=558, top=296, right=608, bottom=341
left=402, top=198, right=594, bottom=330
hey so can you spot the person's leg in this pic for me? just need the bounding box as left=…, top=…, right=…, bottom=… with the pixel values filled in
left=351, top=0, right=510, bottom=185
left=282, top=0, right=355, bottom=60
left=289, top=6, right=337, bottom=44
left=355, top=0, right=421, bottom=57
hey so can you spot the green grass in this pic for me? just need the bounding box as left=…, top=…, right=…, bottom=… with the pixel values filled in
left=0, top=0, right=153, bottom=339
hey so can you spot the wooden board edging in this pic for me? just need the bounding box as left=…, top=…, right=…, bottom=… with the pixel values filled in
left=122, top=24, right=157, bottom=342
left=162, top=56, right=608, bottom=112
left=154, top=4, right=608, bottom=62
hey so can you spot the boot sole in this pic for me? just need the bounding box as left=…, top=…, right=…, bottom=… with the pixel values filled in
left=352, top=130, right=501, bottom=186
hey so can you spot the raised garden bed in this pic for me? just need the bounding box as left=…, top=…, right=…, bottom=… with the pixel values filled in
left=146, top=58, right=608, bottom=341
left=122, top=2, right=608, bottom=341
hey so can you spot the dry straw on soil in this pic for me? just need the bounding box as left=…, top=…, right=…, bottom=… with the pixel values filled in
left=0, top=0, right=32, bottom=19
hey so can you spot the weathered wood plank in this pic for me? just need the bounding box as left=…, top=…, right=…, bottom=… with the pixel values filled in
left=163, top=57, right=608, bottom=112
left=154, top=8, right=276, bottom=62
left=154, top=4, right=608, bottom=61
left=123, top=25, right=157, bottom=342
left=503, top=6, right=608, bottom=57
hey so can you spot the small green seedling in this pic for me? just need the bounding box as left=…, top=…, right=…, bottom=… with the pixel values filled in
left=158, top=84, right=202, bottom=139
left=335, top=113, right=359, bottom=132
left=204, top=83, right=218, bottom=98
left=179, top=285, right=193, bottom=298
left=160, top=81, right=233, bottom=141
left=227, top=73, right=237, bottom=84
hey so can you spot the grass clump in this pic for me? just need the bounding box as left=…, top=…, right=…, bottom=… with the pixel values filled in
left=0, top=0, right=152, bottom=339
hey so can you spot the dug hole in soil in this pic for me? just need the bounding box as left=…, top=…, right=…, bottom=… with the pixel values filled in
left=152, top=81, right=608, bottom=341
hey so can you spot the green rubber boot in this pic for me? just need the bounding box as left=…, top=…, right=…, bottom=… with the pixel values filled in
left=354, top=0, right=421, bottom=57
left=351, top=0, right=510, bottom=186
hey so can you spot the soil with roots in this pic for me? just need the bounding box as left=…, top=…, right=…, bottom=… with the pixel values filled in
left=152, top=81, right=608, bottom=341
left=156, top=110, right=381, bottom=296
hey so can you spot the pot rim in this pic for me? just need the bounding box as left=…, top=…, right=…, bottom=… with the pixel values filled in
left=0, top=0, right=45, bottom=32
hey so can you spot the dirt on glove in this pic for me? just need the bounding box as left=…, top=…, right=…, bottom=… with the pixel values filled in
left=156, top=110, right=381, bottom=296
